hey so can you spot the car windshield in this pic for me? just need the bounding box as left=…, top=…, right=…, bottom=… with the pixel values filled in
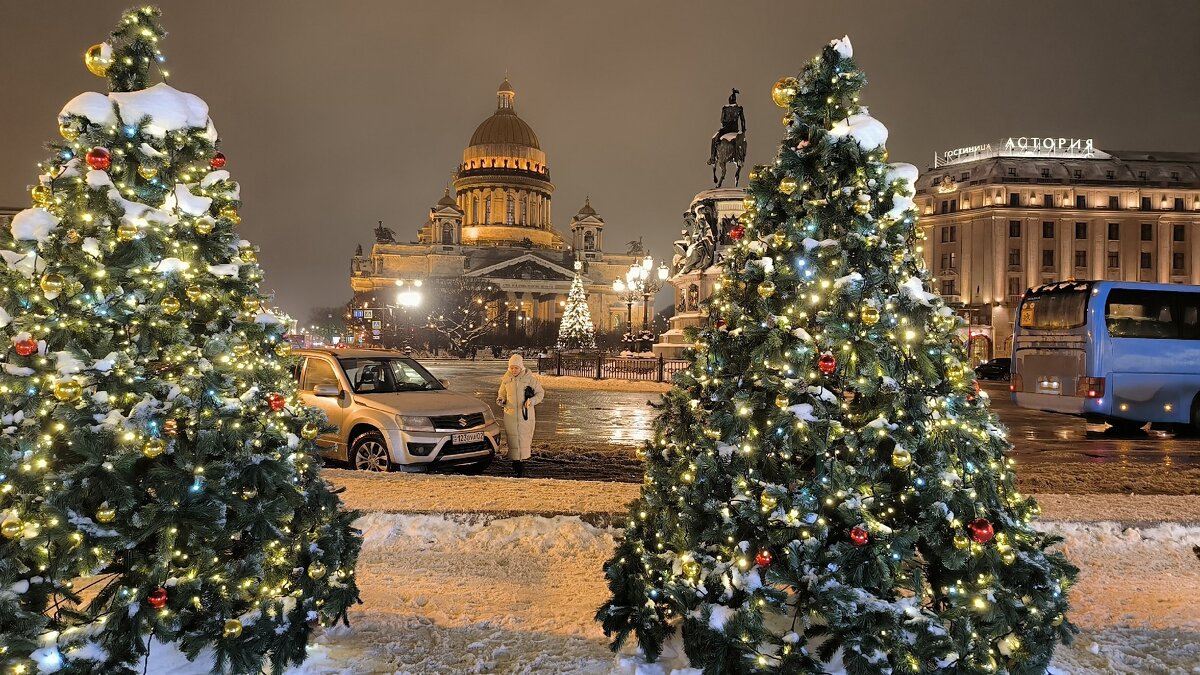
left=338, top=357, right=443, bottom=394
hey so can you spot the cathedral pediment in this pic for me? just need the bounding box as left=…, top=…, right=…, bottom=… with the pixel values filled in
left=466, top=253, right=577, bottom=282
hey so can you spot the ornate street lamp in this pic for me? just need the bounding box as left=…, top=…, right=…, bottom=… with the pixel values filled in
left=613, top=276, right=640, bottom=353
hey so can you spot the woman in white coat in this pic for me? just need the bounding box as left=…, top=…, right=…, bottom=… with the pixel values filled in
left=496, top=354, right=545, bottom=477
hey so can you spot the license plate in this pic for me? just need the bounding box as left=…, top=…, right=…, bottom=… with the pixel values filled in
left=452, top=432, right=485, bottom=444
left=1035, top=378, right=1061, bottom=395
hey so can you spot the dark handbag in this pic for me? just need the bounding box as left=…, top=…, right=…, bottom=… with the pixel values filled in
left=522, top=385, right=535, bottom=420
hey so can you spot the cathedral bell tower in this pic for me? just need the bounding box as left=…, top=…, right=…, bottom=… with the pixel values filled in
left=570, top=196, right=605, bottom=261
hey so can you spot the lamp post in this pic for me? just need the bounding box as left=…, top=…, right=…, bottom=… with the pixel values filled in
left=613, top=277, right=638, bottom=353
left=615, top=255, right=669, bottom=353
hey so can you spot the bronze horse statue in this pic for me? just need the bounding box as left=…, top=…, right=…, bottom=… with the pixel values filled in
left=712, top=132, right=747, bottom=187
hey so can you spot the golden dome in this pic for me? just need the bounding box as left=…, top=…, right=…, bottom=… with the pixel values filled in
left=468, top=79, right=541, bottom=150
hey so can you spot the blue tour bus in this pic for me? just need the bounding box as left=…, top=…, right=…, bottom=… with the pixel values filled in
left=1011, top=279, right=1200, bottom=431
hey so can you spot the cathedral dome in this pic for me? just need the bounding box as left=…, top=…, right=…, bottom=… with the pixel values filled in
left=461, top=79, right=549, bottom=178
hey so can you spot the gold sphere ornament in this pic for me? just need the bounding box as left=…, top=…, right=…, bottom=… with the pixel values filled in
left=891, top=447, right=913, bottom=469
left=96, top=504, right=117, bottom=524
left=757, top=280, right=776, bottom=299
left=947, top=362, right=966, bottom=381
left=142, top=438, right=166, bottom=459
left=53, top=379, right=82, bottom=402
left=84, top=43, right=113, bottom=77
left=219, top=205, right=241, bottom=225
left=300, top=422, right=320, bottom=440
left=242, top=487, right=258, bottom=500
left=58, top=122, right=80, bottom=141
left=239, top=248, right=257, bottom=263
left=854, top=200, right=872, bottom=215
left=778, top=175, right=798, bottom=195
left=952, top=533, right=970, bottom=550
left=160, top=297, right=181, bottom=315
left=194, top=218, right=215, bottom=235
left=222, top=619, right=243, bottom=639
left=31, top=185, right=53, bottom=206
left=185, top=285, right=204, bottom=302
left=1, top=514, right=23, bottom=540
left=742, top=196, right=755, bottom=210
left=275, top=342, right=294, bottom=357
left=861, top=306, right=880, bottom=326
left=782, top=114, right=794, bottom=127
left=40, top=273, right=65, bottom=296
left=241, top=297, right=260, bottom=313
left=232, top=343, right=251, bottom=357
left=775, top=394, right=789, bottom=409
left=116, top=222, right=139, bottom=241
left=307, top=562, right=327, bottom=580
left=137, top=164, right=158, bottom=180
left=681, top=559, right=700, bottom=578
left=999, top=545, right=1016, bottom=565
left=771, top=76, right=800, bottom=108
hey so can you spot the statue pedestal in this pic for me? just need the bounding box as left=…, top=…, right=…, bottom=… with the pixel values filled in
left=653, top=187, right=745, bottom=359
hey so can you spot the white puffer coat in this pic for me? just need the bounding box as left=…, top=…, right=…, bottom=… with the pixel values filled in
left=496, top=367, right=545, bottom=460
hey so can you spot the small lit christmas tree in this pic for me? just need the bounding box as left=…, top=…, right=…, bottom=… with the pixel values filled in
left=597, top=36, right=1075, bottom=674
left=0, top=8, right=360, bottom=673
left=556, top=261, right=597, bottom=351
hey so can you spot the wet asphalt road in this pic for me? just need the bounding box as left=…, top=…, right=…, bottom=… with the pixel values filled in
left=414, top=359, right=1200, bottom=481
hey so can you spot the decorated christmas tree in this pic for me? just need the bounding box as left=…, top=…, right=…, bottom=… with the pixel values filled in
left=597, top=36, right=1075, bottom=674
left=556, top=261, right=597, bottom=351
left=0, top=8, right=360, bottom=673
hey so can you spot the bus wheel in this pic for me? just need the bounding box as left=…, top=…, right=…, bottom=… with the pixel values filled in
left=1107, top=419, right=1145, bottom=434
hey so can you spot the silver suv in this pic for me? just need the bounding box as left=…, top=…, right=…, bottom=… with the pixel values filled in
left=295, top=348, right=500, bottom=472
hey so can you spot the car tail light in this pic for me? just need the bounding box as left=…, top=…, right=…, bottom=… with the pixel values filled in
left=1075, top=376, right=1105, bottom=398
left=1010, top=373, right=1022, bottom=392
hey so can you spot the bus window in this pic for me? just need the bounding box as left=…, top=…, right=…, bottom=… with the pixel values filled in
left=1106, top=289, right=1179, bottom=339
left=1018, top=287, right=1088, bottom=330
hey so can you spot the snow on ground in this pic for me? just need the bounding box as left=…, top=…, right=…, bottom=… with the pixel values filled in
left=285, top=512, right=1200, bottom=674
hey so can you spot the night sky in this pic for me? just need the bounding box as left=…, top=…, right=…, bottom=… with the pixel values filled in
left=2, top=1, right=1198, bottom=318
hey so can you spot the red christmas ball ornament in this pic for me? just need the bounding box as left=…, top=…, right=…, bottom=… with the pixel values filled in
left=754, top=549, right=774, bottom=567
left=818, top=352, right=837, bottom=375
left=266, top=392, right=286, bottom=411
left=729, top=224, right=745, bottom=241
left=147, top=587, right=168, bottom=609
left=210, top=152, right=226, bottom=169
left=849, top=526, right=869, bottom=547
left=714, top=318, right=727, bottom=330
left=14, top=338, right=38, bottom=357
left=85, top=147, right=112, bottom=171
left=968, top=518, right=994, bottom=544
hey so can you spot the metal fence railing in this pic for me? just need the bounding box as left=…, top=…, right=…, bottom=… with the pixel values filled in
left=536, top=353, right=689, bottom=383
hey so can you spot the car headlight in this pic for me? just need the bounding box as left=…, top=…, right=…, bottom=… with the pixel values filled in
left=482, top=407, right=495, bottom=424
left=398, top=415, right=434, bottom=431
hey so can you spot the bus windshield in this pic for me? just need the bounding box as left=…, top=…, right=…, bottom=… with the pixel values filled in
left=1018, top=282, right=1090, bottom=330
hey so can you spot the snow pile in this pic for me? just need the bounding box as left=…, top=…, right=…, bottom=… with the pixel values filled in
left=108, top=84, right=212, bottom=138
left=829, top=35, right=853, bottom=59
left=828, top=113, right=888, bottom=150
left=10, top=208, right=60, bottom=243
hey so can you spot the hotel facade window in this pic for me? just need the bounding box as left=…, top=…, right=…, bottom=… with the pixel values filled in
left=916, top=142, right=1200, bottom=360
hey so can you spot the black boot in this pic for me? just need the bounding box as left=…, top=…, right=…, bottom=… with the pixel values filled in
left=513, top=460, right=525, bottom=477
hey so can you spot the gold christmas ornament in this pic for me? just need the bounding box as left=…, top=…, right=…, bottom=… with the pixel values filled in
left=219, top=205, right=241, bottom=225
left=222, top=619, right=243, bottom=639
left=782, top=114, right=794, bottom=127
left=242, top=487, right=258, bottom=500
left=1, top=514, right=23, bottom=540
left=194, top=218, right=215, bottom=235
left=681, top=559, right=700, bottom=578
left=163, top=419, right=178, bottom=436
left=771, top=231, right=786, bottom=247
left=58, top=122, right=80, bottom=141
left=239, top=248, right=257, bottom=263
left=96, top=504, right=117, bottom=524
left=31, top=185, right=53, bottom=206
left=947, top=362, right=966, bottom=381
left=64, top=229, right=81, bottom=244
left=117, top=221, right=140, bottom=241
left=999, top=545, right=1016, bottom=565
left=242, top=297, right=260, bottom=313
left=274, top=342, right=293, bottom=357
left=861, top=305, right=880, bottom=326
left=854, top=200, right=871, bottom=215
left=185, top=285, right=204, bottom=302
left=84, top=43, right=113, bottom=77
left=779, top=176, right=798, bottom=195
left=759, top=492, right=777, bottom=510
left=232, top=343, right=251, bottom=357
left=53, top=379, right=82, bottom=402
left=952, top=533, right=970, bottom=550
left=40, top=273, right=65, bottom=295
left=137, top=164, right=158, bottom=180
left=890, top=447, right=912, bottom=469
left=142, top=438, right=166, bottom=459
left=771, top=76, right=800, bottom=108
left=300, top=422, right=320, bottom=440
left=160, top=297, right=181, bottom=315
left=757, top=280, right=776, bottom=299
left=742, top=196, right=755, bottom=210
left=307, top=562, right=327, bottom=580
left=775, top=394, right=789, bottom=409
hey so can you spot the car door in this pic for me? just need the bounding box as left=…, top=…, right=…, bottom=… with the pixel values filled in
left=298, top=357, right=346, bottom=459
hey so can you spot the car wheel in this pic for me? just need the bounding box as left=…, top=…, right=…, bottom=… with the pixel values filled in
left=351, top=431, right=392, bottom=472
